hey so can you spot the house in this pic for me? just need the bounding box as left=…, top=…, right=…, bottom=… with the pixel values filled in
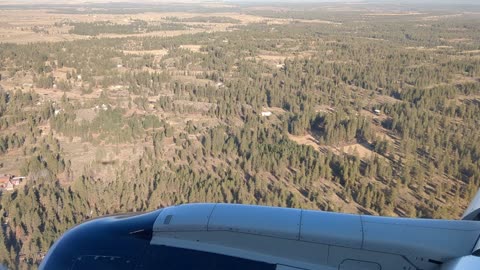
left=261, top=111, right=272, bottom=117
left=0, top=175, right=25, bottom=191
left=0, top=175, right=12, bottom=191
left=10, top=178, right=20, bottom=186
left=11, top=176, right=25, bottom=186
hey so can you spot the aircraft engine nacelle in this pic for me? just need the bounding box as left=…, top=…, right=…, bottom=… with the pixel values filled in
left=440, top=256, right=480, bottom=270
left=39, top=210, right=162, bottom=270
left=39, top=203, right=480, bottom=270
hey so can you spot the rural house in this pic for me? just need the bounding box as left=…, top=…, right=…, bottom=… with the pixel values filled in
left=0, top=174, right=25, bottom=191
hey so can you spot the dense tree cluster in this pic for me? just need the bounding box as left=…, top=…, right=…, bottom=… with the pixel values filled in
left=0, top=8, right=479, bottom=270
left=67, top=20, right=189, bottom=36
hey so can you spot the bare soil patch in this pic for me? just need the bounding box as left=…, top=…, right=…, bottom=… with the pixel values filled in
left=288, top=134, right=321, bottom=152
left=123, top=49, right=169, bottom=56
left=341, top=143, right=374, bottom=159
left=179, top=44, right=202, bottom=53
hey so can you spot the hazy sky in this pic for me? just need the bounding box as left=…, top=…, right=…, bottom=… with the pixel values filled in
left=1, top=0, right=479, bottom=3
left=0, top=0, right=478, bottom=6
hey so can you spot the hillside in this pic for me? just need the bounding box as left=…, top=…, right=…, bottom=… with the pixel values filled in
left=0, top=1, right=479, bottom=269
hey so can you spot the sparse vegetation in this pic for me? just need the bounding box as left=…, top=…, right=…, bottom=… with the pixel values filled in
left=0, top=1, right=479, bottom=269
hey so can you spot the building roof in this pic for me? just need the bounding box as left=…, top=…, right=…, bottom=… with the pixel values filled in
left=4, top=181, right=13, bottom=190
left=0, top=176, right=11, bottom=184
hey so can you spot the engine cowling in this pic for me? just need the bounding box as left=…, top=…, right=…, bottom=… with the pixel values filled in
left=39, top=210, right=162, bottom=270
left=441, top=256, right=480, bottom=270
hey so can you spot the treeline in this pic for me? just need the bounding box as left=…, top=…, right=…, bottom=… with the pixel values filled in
left=67, top=20, right=188, bottom=36
left=0, top=133, right=25, bottom=154
left=381, top=83, right=480, bottom=193
left=0, top=90, right=51, bottom=131
left=50, top=105, right=173, bottom=144
left=0, top=93, right=71, bottom=268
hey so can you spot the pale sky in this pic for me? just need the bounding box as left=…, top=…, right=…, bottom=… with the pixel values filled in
left=0, top=0, right=477, bottom=7
left=0, top=0, right=478, bottom=4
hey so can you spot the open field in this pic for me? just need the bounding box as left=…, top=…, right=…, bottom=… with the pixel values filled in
left=0, top=9, right=297, bottom=44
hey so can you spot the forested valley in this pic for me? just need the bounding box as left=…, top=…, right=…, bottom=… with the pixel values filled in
left=0, top=2, right=479, bottom=269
